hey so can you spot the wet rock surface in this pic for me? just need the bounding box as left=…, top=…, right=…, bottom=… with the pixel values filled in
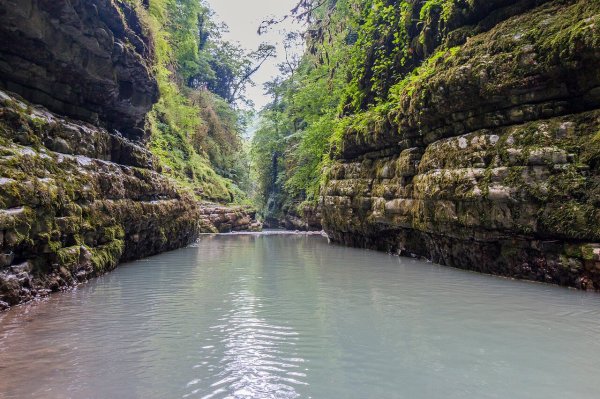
left=0, top=0, right=158, bottom=139
left=322, top=0, right=600, bottom=289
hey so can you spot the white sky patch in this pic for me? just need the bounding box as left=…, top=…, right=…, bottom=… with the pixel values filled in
left=204, top=0, right=303, bottom=111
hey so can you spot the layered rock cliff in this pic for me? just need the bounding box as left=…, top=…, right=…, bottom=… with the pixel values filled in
left=0, top=1, right=259, bottom=310
left=282, top=203, right=323, bottom=231
left=0, top=89, right=200, bottom=309
left=0, top=0, right=158, bottom=140
left=199, top=204, right=262, bottom=233
left=322, top=0, right=600, bottom=289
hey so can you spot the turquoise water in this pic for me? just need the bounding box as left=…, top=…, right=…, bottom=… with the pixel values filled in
left=1, top=233, right=600, bottom=398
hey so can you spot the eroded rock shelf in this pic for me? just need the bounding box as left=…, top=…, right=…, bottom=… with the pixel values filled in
left=322, top=0, right=600, bottom=289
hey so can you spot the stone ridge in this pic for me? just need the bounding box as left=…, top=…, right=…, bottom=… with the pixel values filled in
left=322, top=0, right=600, bottom=289
left=0, top=90, right=259, bottom=310
left=0, top=0, right=158, bottom=140
left=282, top=204, right=323, bottom=232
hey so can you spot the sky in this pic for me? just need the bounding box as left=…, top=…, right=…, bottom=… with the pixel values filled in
left=204, top=0, right=302, bottom=111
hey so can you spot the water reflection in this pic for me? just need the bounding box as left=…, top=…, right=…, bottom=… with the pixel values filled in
left=186, top=234, right=308, bottom=399
left=188, top=289, right=304, bottom=399
left=1, top=234, right=600, bottom=399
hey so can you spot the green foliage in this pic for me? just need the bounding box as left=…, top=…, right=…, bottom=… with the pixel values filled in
left=191, top=90, right=251, bottom=191
left=251, top=0, right=362, bottom=217
left=345, top=0, right=413, bottom=109
left=142, top=0, right=469, bottom=211
left=250, top=108, right=288, bottom=217
left=136, top=0, right=256, bottom=204
left=419, top=0, right=460, bottom=23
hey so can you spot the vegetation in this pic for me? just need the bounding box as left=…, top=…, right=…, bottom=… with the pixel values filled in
left=251, top=0, right=363, bottom=221
left=250, top=0, right=446, bottom=218
left=133, top=0, right=271, bottom=203
left=251, top=0, right=600, bottom=226
left=121, top=0, right=600, bottom=230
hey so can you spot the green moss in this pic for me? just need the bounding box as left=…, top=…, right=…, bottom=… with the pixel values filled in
left=541, top=201, right=600, bottom=240
left=100, top=225, right=125, bottom=243
left=56, top=246, right=81, bottom=269
left=581, top=128, right=600, bottom=169
left=502, top=166, right=526, bottom=189
left=564, top=244, right=584, bottom=258
left=393, top=47, right=459, bottom=99
left=564, top=243, right=599, bottom=261
left=535, top=1, right=600, bottom=62
left=37, top=230, right=62, bottom=253
left=580, top=245, right=598, bottom=261
left=87, top=239, right=125, bottom=273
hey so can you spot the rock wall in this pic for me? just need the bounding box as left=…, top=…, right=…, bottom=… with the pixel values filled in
left=322, top=0, right=600, bottom=289
left=0, top=1, right=263, bottom=310
left=0, top=0, right=158, bottom=140
left=261, top=202, right=322, bottom=231
left=0, top=90, right=198, bottom=309
left=0, top=91, right=261, bottom=309
left=282, top=203, right=323, bottom=231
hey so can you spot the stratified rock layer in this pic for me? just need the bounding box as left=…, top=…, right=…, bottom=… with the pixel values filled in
left=322, top=0, right=600, bottom=289
left=283, top=203, right=323, bottom=231
left=199, top=204, right=263, bottom=233
left=0, top=0, right=158, bottom=139
left=0, top=90, right=200, bottom=308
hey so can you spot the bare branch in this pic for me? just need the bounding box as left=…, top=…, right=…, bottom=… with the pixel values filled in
left=258, top=0, right=329, bottom=35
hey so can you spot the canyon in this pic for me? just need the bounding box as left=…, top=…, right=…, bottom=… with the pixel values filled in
left=1, top=0, right=599, bottom=312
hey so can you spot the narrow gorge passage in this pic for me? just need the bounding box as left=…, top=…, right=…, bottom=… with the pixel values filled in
left=1, top=0, right=599, bottom=397
left=2, top=233, right=600, bottom=399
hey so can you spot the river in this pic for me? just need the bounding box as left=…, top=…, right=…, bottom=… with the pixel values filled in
left=1, top=232, right=600, bottom=398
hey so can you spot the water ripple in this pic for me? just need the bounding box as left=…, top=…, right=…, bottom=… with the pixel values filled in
left=190, top=288, right=306, bottom=399
left=1, top=235, right=600, bottom=399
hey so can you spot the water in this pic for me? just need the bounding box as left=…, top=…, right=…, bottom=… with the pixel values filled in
left=1, top=233, right=600, bottom=399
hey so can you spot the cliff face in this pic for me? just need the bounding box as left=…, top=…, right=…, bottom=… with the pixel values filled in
left=0, top=90, right=201, bottom=308
left=0, top=0, right=158, bottom=140
left=0, top=1, right=259, bottom=310
left=282, top=203, right=323, bottom=232
left=323, top=0, right=600, bottom=288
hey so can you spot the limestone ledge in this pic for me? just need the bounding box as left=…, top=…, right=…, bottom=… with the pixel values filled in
left=0, top=90, right=158, bottom=169
left=323, top=0, right=600, bottom=289
left=324, top=110, right=600, bottom=289
left=199, top=204, right=262, bottom=233
left=282, top=203, right=323, bottom=232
